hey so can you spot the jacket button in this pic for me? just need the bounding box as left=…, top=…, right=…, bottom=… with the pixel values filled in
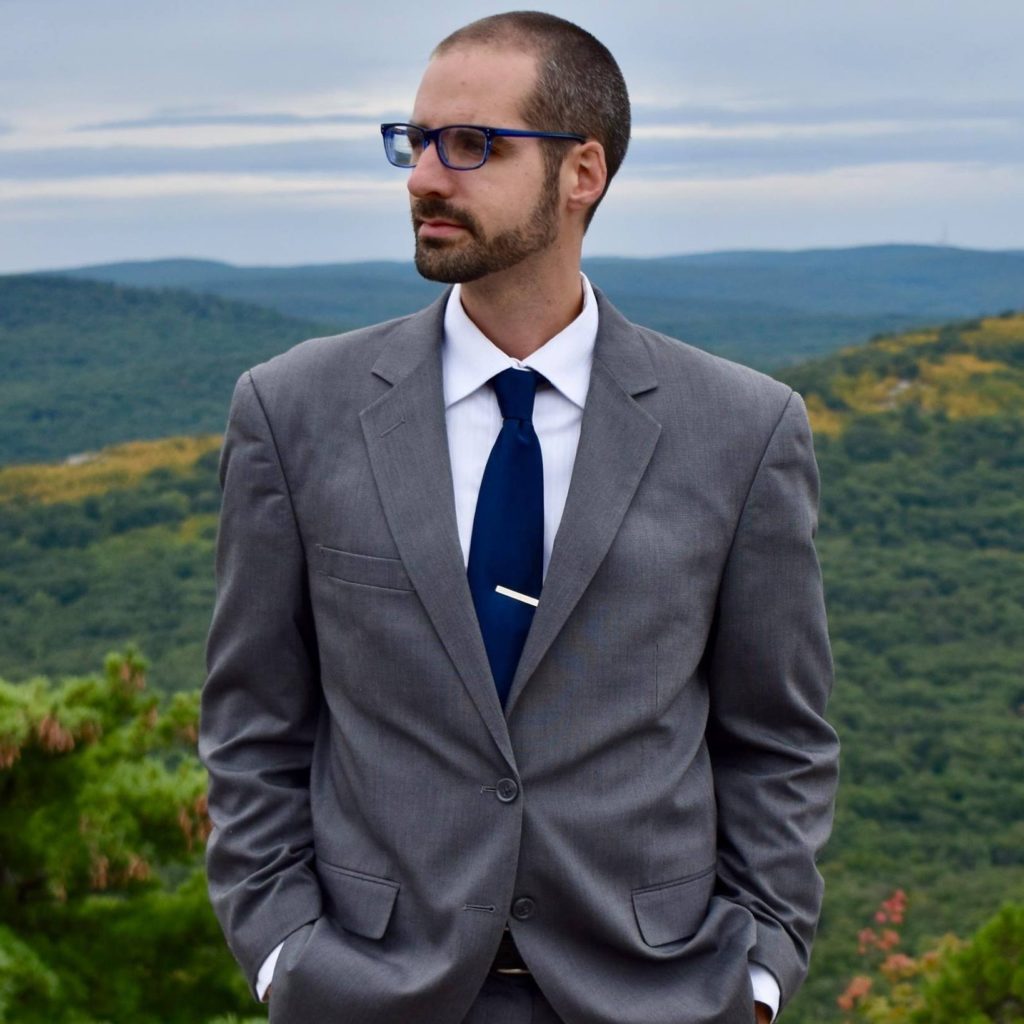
left=495, top=778, right=519, bottom=803
left=511, top=897, right=535, bottom=920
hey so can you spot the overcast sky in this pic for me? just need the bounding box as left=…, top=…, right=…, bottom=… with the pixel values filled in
left=2, top=0, right=1023, bottom=272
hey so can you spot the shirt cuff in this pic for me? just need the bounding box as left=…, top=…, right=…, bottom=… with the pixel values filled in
left=749, top=963, right=780, bottom=1020
left=256, top=941, right=284, bottom=1002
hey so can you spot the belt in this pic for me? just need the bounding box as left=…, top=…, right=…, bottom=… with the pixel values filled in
left=491, top=927, right=531, bottom=976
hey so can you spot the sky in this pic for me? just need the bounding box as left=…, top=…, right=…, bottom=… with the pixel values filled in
left=2, top=0, right=1023, bottom=273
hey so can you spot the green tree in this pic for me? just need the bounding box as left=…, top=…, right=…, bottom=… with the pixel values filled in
left=0, top=651, right=261, bottom=1024
left=914, top=904, right=1024, bottom=1023
left=838, top=893, right=1024, bottom=1024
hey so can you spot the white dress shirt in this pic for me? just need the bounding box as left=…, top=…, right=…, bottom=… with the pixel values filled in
left=257, top=274, right=779, bottom=1019
left=443, top=275, right=596, bottom=576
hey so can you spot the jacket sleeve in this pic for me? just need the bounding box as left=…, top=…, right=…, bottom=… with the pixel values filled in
left=199, top=371, right=323, bottom=999
left=705, top=389, right=839, bottom=1009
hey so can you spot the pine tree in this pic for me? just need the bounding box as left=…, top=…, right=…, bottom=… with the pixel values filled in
left=0, top=651, right=262, bottom=1024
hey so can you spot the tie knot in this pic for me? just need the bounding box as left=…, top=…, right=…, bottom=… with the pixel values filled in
left=491, top=368, right=539, bottom=422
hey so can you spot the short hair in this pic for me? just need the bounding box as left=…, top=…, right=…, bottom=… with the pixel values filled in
left=433, top=11, right=630, bottom=226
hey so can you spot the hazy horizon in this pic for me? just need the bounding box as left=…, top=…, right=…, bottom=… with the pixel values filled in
left=16, top=241, right=1023, bottom=279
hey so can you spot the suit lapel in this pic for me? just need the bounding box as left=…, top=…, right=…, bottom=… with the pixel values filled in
left=505, top=293, right=661, bottom=716
left=359, top=289, right=661, bottom=732
left=360, top=296, right=515, bottom=768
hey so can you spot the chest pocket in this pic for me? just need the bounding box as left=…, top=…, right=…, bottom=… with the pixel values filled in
left=315, top=544, right=414, bottom=592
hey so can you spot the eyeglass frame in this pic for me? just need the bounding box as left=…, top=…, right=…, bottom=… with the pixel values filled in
left=380, top=122, right=587, bottom=171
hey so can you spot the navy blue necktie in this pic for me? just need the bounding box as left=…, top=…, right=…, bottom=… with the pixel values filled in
left=467, top=368, right=544, bottom=706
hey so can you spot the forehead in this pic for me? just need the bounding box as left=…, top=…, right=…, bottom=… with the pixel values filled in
left=412, top=44, right=539, bottom=127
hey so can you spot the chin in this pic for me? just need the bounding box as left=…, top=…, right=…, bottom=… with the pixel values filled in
left=414, top=244, right=490, bottom=285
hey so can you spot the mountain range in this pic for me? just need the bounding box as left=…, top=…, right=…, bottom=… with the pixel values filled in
left=4, top=244, right=1023, bottom=465
left=49, top=243, right=1024, bottom=367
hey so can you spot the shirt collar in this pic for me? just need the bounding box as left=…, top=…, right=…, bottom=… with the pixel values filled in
left=442, top=273, right=598, bottom=410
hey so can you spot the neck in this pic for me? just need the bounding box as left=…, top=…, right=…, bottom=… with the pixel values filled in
left=458, top=246, right=584, bottom=360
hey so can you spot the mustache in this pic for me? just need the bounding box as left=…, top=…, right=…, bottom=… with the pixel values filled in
left=411, top=199, right=479, bottom=235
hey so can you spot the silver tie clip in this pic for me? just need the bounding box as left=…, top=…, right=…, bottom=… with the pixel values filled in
left=495, top=585, right=540, bottom=607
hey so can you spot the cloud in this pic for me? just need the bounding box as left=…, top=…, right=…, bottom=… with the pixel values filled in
left=0, top=139, right=385, bottom=180
left=76, top=111, right=400, bottom=131
left=0, top=172, right=403, bottom=204
left=611, top=161, right=1024, bottom=203
left=624, top=124, right=1024, bottom=180
left=4, top=96, right=1021, bottom=191
left=630, top=98, right=1024, bottom=129
left=3, top=115, right=398, bottom=156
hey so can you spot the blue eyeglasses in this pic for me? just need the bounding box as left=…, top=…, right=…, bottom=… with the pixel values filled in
left=381, top=123, right=586, bottom=171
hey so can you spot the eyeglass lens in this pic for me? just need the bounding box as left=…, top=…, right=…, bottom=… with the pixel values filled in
left=387, top=127, right=420, bottom=167
left=439, top=127, right=488, bottom=168
left=386, top=126, right=490, bottom=169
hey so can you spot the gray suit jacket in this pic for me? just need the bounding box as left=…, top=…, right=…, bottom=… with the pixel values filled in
left=200, top=288, right=838, bottom=1024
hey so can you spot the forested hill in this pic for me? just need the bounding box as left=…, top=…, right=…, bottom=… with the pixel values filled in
left=6, top=250, right=1024, bottom=465
left=0, top=275, right=328, bottom=465
left=50, top=243, right=1024, bottom=369
left=777, top=312, right=1024, bottom=1017
left=783, top=309, right=1024, bottom=433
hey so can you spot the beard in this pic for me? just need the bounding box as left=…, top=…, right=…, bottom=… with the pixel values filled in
left=411, top=172, right=560, bottom=284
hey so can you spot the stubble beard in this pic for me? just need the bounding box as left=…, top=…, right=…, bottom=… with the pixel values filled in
left=412, top=172, right=560, bottom=284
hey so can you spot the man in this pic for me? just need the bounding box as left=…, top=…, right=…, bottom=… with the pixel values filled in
left=200, top=12, right=838, bottom=1024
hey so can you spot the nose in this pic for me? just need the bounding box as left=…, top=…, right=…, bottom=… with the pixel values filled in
left=407, top=139, right=454, bottom=200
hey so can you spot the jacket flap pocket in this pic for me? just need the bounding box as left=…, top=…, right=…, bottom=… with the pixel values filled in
left=631, top=865, right=716, bottom=947
left=315, top=544, right=413, bottom=592
left=316, top=859, right=400, bottom=941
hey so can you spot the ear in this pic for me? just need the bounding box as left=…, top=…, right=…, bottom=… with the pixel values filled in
left=564, top=140, right=607, bottom=219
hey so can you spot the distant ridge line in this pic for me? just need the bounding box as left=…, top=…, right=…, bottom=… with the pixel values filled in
left=30, top=242, right=1024, bottom=278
